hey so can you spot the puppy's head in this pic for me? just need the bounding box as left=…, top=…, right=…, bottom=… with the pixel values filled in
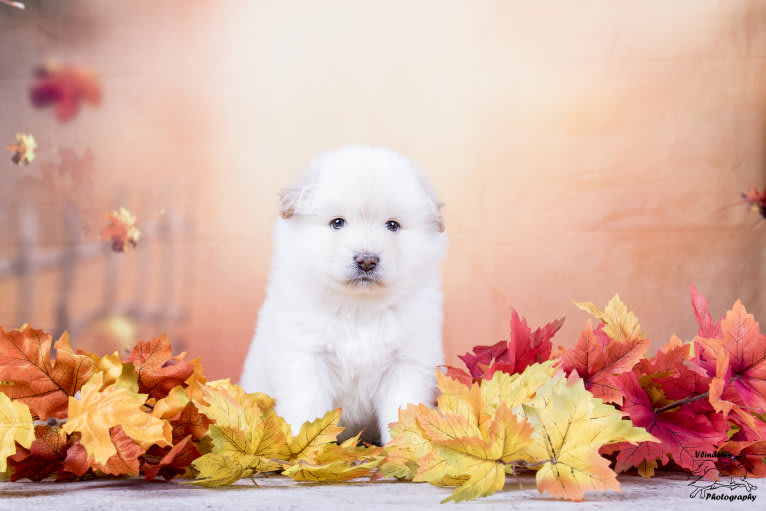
left=275, top=146, right=446, bottom=297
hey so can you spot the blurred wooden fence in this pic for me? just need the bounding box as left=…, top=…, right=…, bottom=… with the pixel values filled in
left=0, top=196, right=193, bottom=344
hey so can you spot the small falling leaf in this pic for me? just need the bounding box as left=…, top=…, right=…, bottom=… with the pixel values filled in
left=7, top=133, right=37, bottom=166
left=100, top=207, right=141, bottom=253
left=30, top=61, right=102, bottom=122
left=741, top=187, right=766, bottom=219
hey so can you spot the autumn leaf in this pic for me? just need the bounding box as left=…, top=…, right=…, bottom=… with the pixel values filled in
left=716, top=440, right=766, bottom=477
left=380, top=403, right=436, bottom=480
left=30, top=60, right=102, bottom=122
left=422, top=403, right=535, bottom=503
left=97, top=426, right=143, bottom=476
left=0, top=326, right=93, bottom=419
left=480, top=361, right=558, bottom=414
left=142, top=435, right=200, bottom=481
left=636, top=335, right=692, bottom=378
left=184, top=357, right=208, bottom=403
left=284, top=408, right=344, bottom=460
left=521, top=375, right=657, bottom=501
left=170, top=402, right=212, bottom=443
left=0, top=392, right=35, bottom=473
left=63, top=372, right=171, bottom=465
left=189, top=383, right=288, bottom=485
left=575, top=294, right=642, bottom=344
left=190, top=453, right=256, bottom=486
left=7, top=426, right=88, bottom=481
left=384, top=367, right=540, bottom=502
left=690, top=284, right=723, bottom=339
left=79, top=350, right=139, bottom=394
left=7, top=133, right=37, bottom=166
left=282, top=455, right=381, bottom=483
left=741, top=187, right=766, bottom=220
left=608, top=372, right=726, bottom=479
left=696, top=300, right=766, bottom=421
left=127, top=334, right=194, bottom=400
left=560, top=320, right=650, bottom=405
left=101, top=207, right=141, bottom=253
left=449, top=310, right=563, bottom=381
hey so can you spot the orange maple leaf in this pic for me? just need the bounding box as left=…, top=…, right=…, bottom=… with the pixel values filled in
left=0, top=326, right=93, bottom=419
left=97, top=426, right=144, bottom=476
left=100, top=207, right=141, bottom=253
left=126, top=334, right=194, bottom=400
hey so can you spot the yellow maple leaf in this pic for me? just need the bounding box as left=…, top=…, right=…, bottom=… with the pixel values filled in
left=575, top=294, right=642, bottom=343
left=80, top=351, right=138, bottom=393
left=285, top=408, right=345, bottom=460
left=521, top=376, right=657, bottom=501
left=435, top=371, right=485, bottom=426
left=0, top=392, right=35, bottom=472
left=281, top=437, right=384, bottom=482
left=282, top=456, right=381, bottom=482
left=189, top=453, right=256, bottom=486
left=151, top=385, right=189, bottom=420
left=416, top=402, right=535, bottom=503
left=480, top=360, right=558, bottom=415
left=62, top=372, right=171, bottom=465
left=184, top=357, right=207, bottom=402
left=190, top=383, right=288, bottom=484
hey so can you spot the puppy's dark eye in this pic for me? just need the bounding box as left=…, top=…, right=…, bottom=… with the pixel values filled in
left=386, top=220, right=401, bottom=232
left=330, top=218, right=346, bottom=230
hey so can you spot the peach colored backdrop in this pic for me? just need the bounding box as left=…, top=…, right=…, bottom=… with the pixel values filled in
left=1, top=0, right=764, bottom=379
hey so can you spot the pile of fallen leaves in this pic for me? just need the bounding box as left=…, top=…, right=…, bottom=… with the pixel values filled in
left=1, top=287, right=764, bottom=504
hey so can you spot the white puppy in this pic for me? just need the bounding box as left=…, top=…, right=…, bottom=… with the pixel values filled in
left=240, top=145, right=446, bottom=444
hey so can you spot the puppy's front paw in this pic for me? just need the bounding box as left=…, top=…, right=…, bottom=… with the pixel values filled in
left=276, top=396, right=333, bottom=435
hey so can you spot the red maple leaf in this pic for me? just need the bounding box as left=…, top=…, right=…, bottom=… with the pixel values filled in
left=126, top=334, right=194, bottom=400
left=8, top=426, right=89, bottom=481
left=559, top=321, right=650, bottom=405
left=690, top=284, right=723, bottom=339
left=0, top=326, right=93, bottom=419
left=29, top=61, right=102, bottom=122
left=636, top=335, right=693, bottom=378
left=608, top=372, right=727, bottom=478
left=716, top=440, right=766, bottom=477
left=696, top=300, right=766, bottom=421
left=448, top=310, right=564, bottom=381
left=141, top=435, right=200, bottom=481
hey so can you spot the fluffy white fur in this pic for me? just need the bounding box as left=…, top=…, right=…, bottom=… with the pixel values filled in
left=240, top=145, right=447, bottom=444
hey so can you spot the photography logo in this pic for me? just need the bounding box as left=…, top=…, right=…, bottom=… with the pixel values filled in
left=688, top=452, right=757, bottom=502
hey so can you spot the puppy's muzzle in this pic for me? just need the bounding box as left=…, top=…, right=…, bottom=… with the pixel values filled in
left=354, top=252, right=379, bottom=273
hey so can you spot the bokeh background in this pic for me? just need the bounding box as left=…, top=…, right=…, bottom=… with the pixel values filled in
left=0, top=0, right=764, bottom=379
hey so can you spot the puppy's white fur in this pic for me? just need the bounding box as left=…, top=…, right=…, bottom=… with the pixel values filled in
left=240, top=145, right=446, bottom=444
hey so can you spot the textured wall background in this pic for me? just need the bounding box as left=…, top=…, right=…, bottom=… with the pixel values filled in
left=0, top=0, right=764, bottom=378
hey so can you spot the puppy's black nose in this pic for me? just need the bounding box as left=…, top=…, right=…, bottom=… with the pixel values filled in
left=355, top=253, right=379, bottom=272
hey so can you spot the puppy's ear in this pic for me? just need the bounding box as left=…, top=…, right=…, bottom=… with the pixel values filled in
left=279, top=188, right=299, bottom=218
left=279, top=186, right=311, bottom=219
left=432, top=201, right=446, bottom=233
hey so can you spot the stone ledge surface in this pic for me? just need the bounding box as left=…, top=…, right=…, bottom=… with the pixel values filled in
left=0, top=472, right=762, bottom=510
